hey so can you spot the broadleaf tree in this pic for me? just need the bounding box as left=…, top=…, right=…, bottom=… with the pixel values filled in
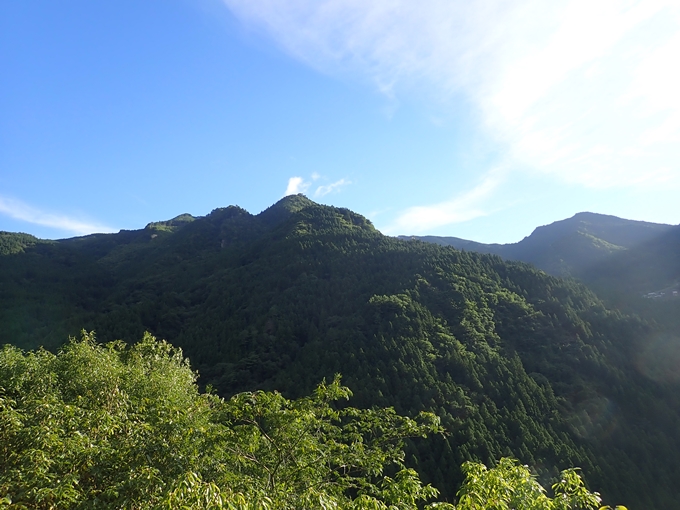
left=0, top=332, right=618, bottom=509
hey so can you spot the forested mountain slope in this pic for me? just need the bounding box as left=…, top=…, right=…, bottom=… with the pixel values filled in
left=1, top=196, right=679, bottom=507
left=401, top=212, right=680, bottom=341
left=584, top=224, right=680, bottom=296
left=401, top=212, right=673, bottom=279
left=580, top=223, right=680, bottom=339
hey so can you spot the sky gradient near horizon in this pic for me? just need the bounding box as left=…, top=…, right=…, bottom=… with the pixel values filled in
left=2, top=0, right=679, bottom=243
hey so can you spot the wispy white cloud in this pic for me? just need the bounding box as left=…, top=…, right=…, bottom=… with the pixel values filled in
left=284, top=175, right=351, bottom=197
left=0, top=196, right=115, bottom=236
left=284, top=176, right=310, bottom=196
left=481, top=0, right=680, bottom=189
left=315, top=178, right=350, bottom=197
left=225, top=0, right=680, bottom=193
left=382, top=171, right=503, bottom=234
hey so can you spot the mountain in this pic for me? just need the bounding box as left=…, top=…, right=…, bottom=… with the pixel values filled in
left=400, top=212, right=674, bottom=279
left=400, top=213, right=680, bottom=327
left=577, top=224, right=680, bottom=335
left=584, top=223, right=680, bottom=295
left=1, top=196, right=679, bottom=507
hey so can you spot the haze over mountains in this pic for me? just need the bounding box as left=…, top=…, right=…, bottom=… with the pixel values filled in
left=1, top=196, right=679, bottom=507
left=400, top=212, right=680, bottom=297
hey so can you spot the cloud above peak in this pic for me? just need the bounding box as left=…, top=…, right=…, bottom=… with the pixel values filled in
left=284, top=176, right=310, bottom=196
left=227, top=0, right=680, bottom=192
left=284, top=175, right=351, bottom=198
left=315, top=178, right=350, bottom=197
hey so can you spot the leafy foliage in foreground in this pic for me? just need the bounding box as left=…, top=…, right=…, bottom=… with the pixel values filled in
left=0, top=333, right=442, bottom=508
left=454, top=458, right=627, bottom=510
left=0, top=334, right=614, bottom=509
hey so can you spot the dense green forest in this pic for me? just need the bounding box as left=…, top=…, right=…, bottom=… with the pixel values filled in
left=402, top=213, right=680, bottom=332
left=0, top=333, right=618, bottom=509
left=0, top=195, right=678, bottom=507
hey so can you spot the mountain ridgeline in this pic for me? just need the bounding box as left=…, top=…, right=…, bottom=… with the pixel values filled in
left=400, top=211, right=680, bottom=333
left=1, top=196, right=679, bottom=507
left=399, top=212, right=675, bottom=283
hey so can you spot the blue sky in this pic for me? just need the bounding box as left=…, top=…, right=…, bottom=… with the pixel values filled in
left=1, top=0, right=679, bottom=243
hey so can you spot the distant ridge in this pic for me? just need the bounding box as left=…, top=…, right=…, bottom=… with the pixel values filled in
left=400, top=212, right=674, bottom=279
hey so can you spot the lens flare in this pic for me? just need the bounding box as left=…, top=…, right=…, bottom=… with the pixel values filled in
left=635, top=333, right=680, bottom=384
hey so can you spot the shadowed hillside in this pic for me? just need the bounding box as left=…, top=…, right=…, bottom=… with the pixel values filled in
left=401, top=212, right=673, bottom=278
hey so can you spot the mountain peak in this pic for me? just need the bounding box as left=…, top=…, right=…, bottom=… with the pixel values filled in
left=570, top=211, right=617, bottom=221
left=257, top=194, right=316, bottom=226
left=565, top=211, right=668, bottom=228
